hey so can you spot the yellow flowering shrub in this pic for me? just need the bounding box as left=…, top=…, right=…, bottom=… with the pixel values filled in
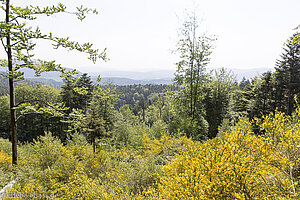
left=139, top=111, right=299, bottom=199
left=0, top=150, right=13, bottom=190
left=81, top=148, right=109, bottom=179
left=141, top=133, right=195, bottom=161
left=259, top=110, right=300, bottom=194
left=0, top=150, right=12, bottom=171
left=5, top=182, right=51, bottom=200
left=3, top=109, right=299, bottom=199
left=53, top=164, right=102, bottom=200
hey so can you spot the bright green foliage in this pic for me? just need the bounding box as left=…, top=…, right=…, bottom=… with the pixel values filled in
left=3, top=133, right=110, bottom=199
left=0, top=138, right=11, bottom=155
left=16, top=84, right=66, bottom=141
left=0, top=6, right=298, bottom=198
left=113, top=105, right=140, bottom=148
left=0, top=2, right=106, bottom=71
left=290, top=25, right=299, bottom=44
left=0, top=95, right=10, bottom=138
left=149, top=119, right=168, bottom=139
left=143, top=93, right=167, bottom=129
left=204, top=68, right=236, bottom=138
left=173, top=13, right=215, bottom=140
left=161, top=89, right=209, bottom=140
left=1, top=0, right=107, bottom=164
left=0, top=83, right=69, bottom=142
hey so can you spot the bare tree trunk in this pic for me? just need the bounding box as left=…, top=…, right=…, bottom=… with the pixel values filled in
left=6, top=0, right=18, bottom=165
left=92, top=137, right=96, bottom=153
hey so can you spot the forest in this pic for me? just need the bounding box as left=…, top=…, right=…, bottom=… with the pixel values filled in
left=0, top=1, right=300, bottom=199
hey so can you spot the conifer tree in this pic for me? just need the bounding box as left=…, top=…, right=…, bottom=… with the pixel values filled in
left=275, top=34, right=300, bottom=115
left=61, top=77, right=76, bottom=113
left=74, top=73, right=94, bottom=113
left=249, top=71, right=274, bottom=119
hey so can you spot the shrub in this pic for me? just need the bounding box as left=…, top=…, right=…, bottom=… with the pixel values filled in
left=149, top=119, right=167, bottom=139
left=0, top=150, right=13, bottom=189
left=0, top=138, right=12, bottom=155
left=0, top=150, right=12, bottom=171
left=139, top=111, right=299, bottom=199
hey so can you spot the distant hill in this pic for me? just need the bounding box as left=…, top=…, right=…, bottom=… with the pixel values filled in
left=0, top=67, right=274, bottom=86
left=0, top=67, right=76, bottom=82
left=0, top=72, right=8, bottom=95
left=96, top=77, right=172, bottom=85
left=227, top=67, right=274, bottom=81
left=0, top=74, right=62, bottom=95
left=90, top=70, right=174, bottom=80
left=92, top=67, right=274, bottom=82
left=26, top=78, right=63, bottom=88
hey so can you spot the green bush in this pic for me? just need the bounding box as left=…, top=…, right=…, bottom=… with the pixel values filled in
left=149, top=119, right=167, bottom=139
left=0, top=138, right=12, bottom=155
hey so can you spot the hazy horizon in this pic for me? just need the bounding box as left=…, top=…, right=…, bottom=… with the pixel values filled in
left=0, top=0, right=298, bottom=73
left=0, top=66, right=273, bottom=82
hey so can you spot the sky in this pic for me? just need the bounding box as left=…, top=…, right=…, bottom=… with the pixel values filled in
left=2, top=0, right=300, bottom=73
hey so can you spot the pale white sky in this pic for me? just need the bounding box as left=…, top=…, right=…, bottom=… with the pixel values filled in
left=3, top=0, right=300, bottom=73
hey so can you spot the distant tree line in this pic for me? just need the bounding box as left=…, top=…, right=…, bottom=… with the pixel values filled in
left=0, top=31, right=299, bottom=144
left=0, top=10, right=298, bottom=151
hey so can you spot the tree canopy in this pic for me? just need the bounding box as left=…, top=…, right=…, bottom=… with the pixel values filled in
left=0, top=0, right=106, bottom=164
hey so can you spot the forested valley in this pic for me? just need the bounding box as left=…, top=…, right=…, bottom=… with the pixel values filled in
left=0, top=1, right=300, bottom=199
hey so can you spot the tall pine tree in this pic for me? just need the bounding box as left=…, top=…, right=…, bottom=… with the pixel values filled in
left=275, top=34, right=300, bottom=115
left=74, top=73, right=94, bottom=113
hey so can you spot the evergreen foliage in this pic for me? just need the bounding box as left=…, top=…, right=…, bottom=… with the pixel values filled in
left=74, top=73, right=94, bottom=113
left=275, top=37, right=300, bottom=115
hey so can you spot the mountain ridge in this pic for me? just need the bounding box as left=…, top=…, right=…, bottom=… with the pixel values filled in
left=0, top=67, right=274, bottom=85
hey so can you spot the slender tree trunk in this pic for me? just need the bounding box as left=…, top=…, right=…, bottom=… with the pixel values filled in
left=143, top=107, right=145, bottom=122
left=190, top=64, right=194, bottom=120
left=287, top=88, right=292, bottom=115
left=193, top=62, right=201, bottom=121
left=159, top=107, right=162, bottom=119
left=92, top=137, right=96, bottom=153
left=6, top=0, right=18, bottom=165
left=189, top=22, right=197, bottom=121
